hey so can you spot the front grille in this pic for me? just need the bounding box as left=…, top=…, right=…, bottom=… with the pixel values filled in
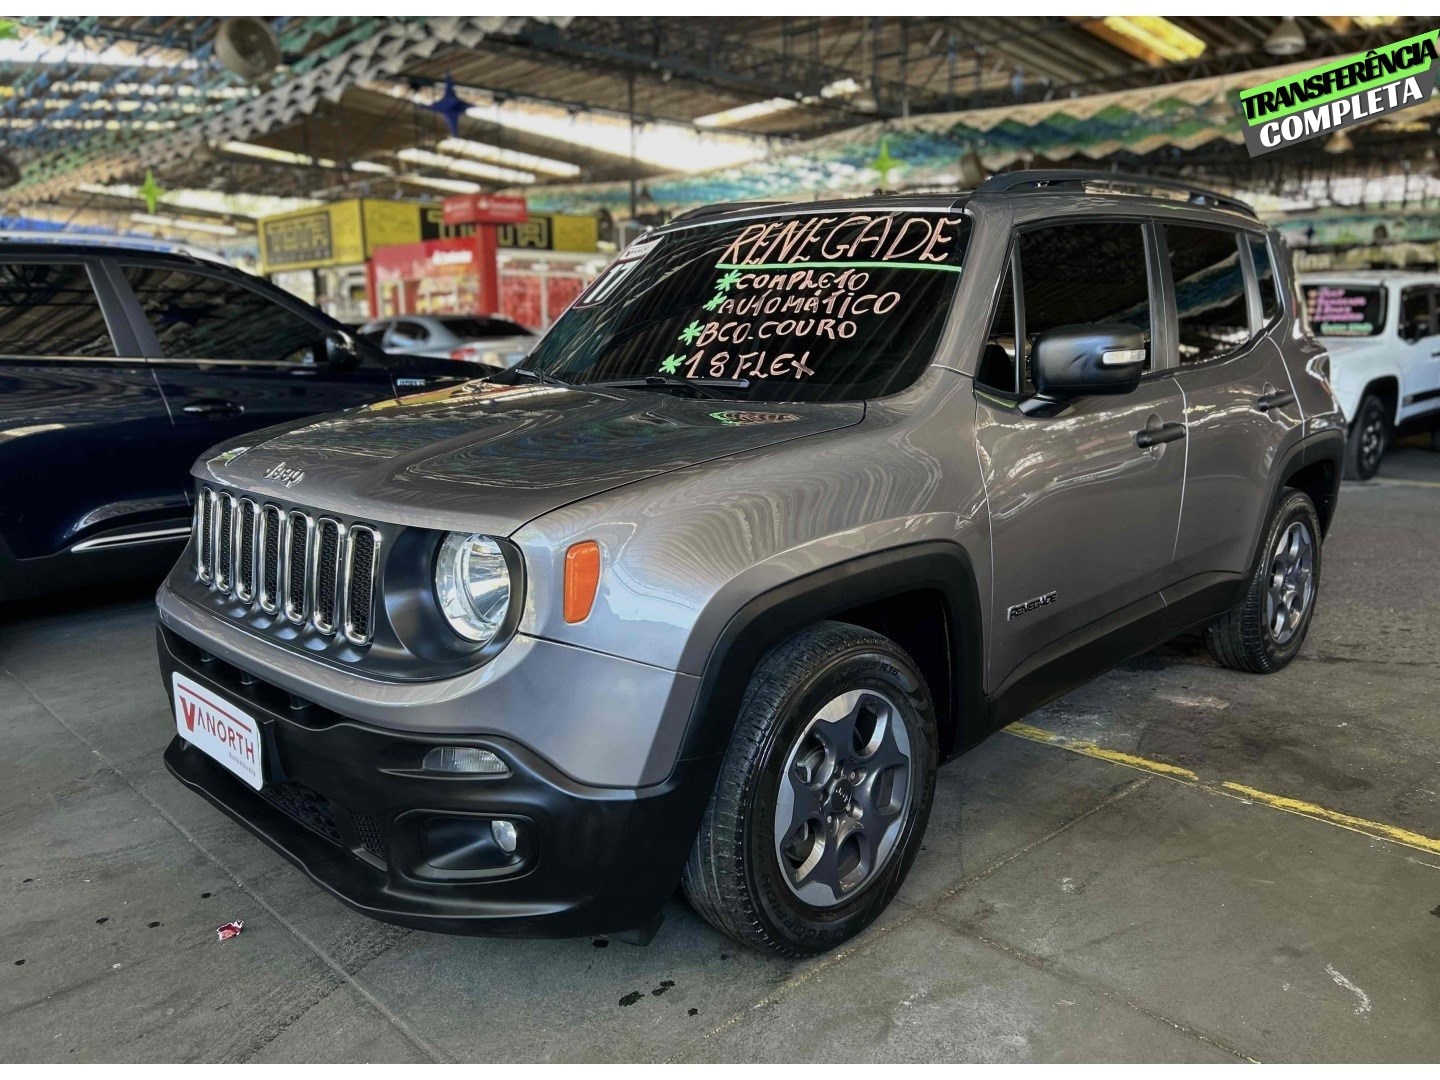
left=344, top=527, right=378, bottom=645
left=260, top=781, right=342, bottom=846
left=284, top=512, right=310, bottom=623
left=193, top=489, right=380, bottom=646
left=313, top=519, right=342, bottom=633
left=260, top=505, right=282, bottom=613
left=197, top=488, right=215, bottom=581
left=217, top=495, right=235, bottom=590
left=236, top=499, right=256, bottom=601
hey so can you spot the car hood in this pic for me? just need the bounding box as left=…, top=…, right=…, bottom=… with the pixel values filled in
left=196, top=381, right=863, bottom=535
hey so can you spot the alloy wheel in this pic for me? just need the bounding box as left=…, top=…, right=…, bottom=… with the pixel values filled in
left=1266, top=520, right=1315, bottom=646
left=773, top=688, right=914, bottom=908
left=1359, top=412, right=1385, bottom=474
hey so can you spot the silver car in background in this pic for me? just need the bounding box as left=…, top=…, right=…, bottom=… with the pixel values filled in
left=359, top=314, right=535, bottom=369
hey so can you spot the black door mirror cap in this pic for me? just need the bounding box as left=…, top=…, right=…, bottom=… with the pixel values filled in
left=1031, top=322, right=1146, bottom=399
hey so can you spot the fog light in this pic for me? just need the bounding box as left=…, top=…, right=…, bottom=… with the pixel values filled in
left=491, top=819, right=518, bottom=853
left=423, top=746, right=509, bottom=776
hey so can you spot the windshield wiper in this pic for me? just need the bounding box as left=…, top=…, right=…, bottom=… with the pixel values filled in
left=492, top=366, right=572, bottom=389
left=588, top=376, right=750, bottom=399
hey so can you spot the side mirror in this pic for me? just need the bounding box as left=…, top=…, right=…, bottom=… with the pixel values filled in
left=323, top=329, right=361, bottom=369
left=1031, top=323, right=1146, bottom=399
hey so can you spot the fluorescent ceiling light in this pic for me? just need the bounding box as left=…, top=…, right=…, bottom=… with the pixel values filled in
left=395, top=175, right=482, bottom=194
left=376, top=83, right=770, bottom=174
left=0, top=34, right=198, bottom=69
left=221, top=141, right=336, bottom=168
left=1352, top=16, right=1398, bottom=29
left=696, top=77, right=863, bottom=126
left=349, top=160, right=394, bottom=174
left=1101, top=16, right=1207, bottom=63
left=464, top=102, right=767, bottom=172
left=696, top=99, right=798, bottom=128
left=78, top=183, right=320, bottom=219
left=437, top=137, right=580, bottom=178
left=130, top=212, right=239, bottom=237
left=395, top=147, right=534, bottom=185
left=819, top=77, right=861, bottom=99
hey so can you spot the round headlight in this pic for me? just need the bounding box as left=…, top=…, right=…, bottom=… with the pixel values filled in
left=435, top=533, right=511, bottom=643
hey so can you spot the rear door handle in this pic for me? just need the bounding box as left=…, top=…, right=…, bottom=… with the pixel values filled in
left=181, top=399, right=244, bottom=418
left=1135, top=422, right=1186, bottom=448
left=1256, top=390, right=1295, bottom=412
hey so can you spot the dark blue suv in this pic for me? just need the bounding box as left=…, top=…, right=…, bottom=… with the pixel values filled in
left=0, top=235, right=477, bottom=603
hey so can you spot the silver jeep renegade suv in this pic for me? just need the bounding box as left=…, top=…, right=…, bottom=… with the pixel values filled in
left=158, top=171, right=1344, bottom=955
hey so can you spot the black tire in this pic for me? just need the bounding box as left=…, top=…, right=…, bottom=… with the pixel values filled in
left=1343, top=392, right=1389, bottom=480
left=1204, top=488, right=1321, bottom=674
left=682, top=620, right=938, bottom=956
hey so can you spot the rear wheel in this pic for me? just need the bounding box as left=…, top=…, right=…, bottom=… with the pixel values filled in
left=1344, top=393, right=1389, bottom=480
left=682, top=621, right=937, bottom=956
left=1204, top=488, right=1321, bottom=673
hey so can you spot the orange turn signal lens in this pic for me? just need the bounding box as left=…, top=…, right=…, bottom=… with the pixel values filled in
left=563, top=541, right=601, bottom=623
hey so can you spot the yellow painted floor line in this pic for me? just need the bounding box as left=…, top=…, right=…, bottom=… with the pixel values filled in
left=1004, top=722, right=1440, bottom=858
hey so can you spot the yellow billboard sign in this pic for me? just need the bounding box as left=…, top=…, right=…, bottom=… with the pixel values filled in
left=260, top=199, right=431, bottom=272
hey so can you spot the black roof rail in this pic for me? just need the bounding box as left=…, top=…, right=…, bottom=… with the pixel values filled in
left=974, top=170, right=1256, bottom=219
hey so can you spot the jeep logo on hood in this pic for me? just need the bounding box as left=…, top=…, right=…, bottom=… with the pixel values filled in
left=263, top=462, right=305, bottom=488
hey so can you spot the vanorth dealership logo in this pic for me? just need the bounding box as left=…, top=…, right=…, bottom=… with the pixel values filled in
left=1238, top=29, right=1440, bottom=157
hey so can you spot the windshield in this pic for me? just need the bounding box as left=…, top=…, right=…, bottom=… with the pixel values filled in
left=519, top=209, right=969, bottom=401
left=1304, top=283, right=1385, bottom=337
left=442, top=316, right=531, bottom=339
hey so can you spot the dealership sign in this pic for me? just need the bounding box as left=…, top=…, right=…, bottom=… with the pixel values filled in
left=441, top=193, right=529, bottom=225
left=1238, top=29, right=1439, bottom=156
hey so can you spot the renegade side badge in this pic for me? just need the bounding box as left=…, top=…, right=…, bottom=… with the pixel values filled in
left=1007, top=591, right=1057, bottom=621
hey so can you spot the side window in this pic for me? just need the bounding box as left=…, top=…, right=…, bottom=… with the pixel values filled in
left=0, top=262, right=116, bottom=357
left=1248, top=235, right=1281, bottom=323
left=976, top=259, right=1019, bottom=393
left=1399, top=287, right=1434, bottom=342
left=1017, top=221, right=1153, bottom=373
left=121, top=265, right=324, bottom=363
left=390, top=321, right=429, bottom=348
left=1167, top=226, right=1250, bottom=365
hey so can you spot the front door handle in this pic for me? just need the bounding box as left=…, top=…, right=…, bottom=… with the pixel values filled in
left=181, top=399, right=244, bottom=418
left=1135, top=422, right=1186, bottom=448
left=1256, top=390, right=1295, bottom=412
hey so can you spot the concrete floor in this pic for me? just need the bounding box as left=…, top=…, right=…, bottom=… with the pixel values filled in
left=2, top=449, right=1438, bottom=1063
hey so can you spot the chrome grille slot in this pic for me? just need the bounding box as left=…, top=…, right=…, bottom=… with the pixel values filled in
left=312, top=518, right=343, bottom=634
left=236, top=499, right=257, bottom=601
left=196, top=487, right=214, bottom=581
left=259, top=505, right=282, bottom=613
left=192, top=486, right=378, bottom=650
left=215, top=495, right=235, bottom=592
left=283, top=512, right=312, bottom=623
left=344, top=526, right=379, bottom=646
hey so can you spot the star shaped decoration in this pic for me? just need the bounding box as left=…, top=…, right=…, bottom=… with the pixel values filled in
left=659, top=354, right=685, bottom=375
left=138, top=169, right=164, bottom=214
left=870, top=138, right=903, bottom=188
left=428, top=74, right=471, bottom=138
left=704, top=293, right=726, bottom=312
left=716, top=269, right=743, bottom=292
left=679, top=320, right=703, bottom=345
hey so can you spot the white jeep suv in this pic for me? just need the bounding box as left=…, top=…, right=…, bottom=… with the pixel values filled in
left=1301, top=272, right=1440, bottom=479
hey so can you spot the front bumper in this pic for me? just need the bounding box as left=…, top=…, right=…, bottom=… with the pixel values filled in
left=159, top=624, right=718, bottom=938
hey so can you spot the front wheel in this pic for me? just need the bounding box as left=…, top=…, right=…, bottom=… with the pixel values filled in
left=1344, top=393, right=1389, bottom=480
left=1204, top=488, right=1321, bottom=673
left=682, top=621, right=937, bottom=956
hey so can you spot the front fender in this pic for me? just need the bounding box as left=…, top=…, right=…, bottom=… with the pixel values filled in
left=673, top=540, right=988, bottom=765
